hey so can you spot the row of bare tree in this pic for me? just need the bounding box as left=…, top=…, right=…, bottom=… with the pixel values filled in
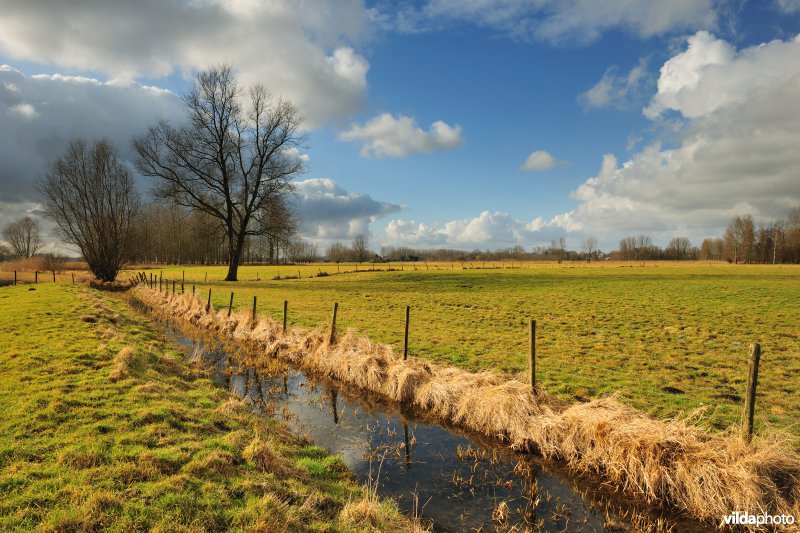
left=711, top=209, right=800, bottom=264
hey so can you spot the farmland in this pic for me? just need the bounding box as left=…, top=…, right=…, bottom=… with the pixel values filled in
left=145, top=262, right=800, bottom=437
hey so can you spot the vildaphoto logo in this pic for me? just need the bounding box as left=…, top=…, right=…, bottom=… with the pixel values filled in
left=723, top=512, right=795, bottom=526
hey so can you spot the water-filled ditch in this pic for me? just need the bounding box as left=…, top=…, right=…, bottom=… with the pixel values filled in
left=132, top=298, right=705, bottom=532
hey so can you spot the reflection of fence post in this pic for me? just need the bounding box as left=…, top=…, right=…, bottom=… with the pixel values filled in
left=283, top=300, right=288, bottom=333
left=228, top=292, right=234, bottom=317
left=403, top=305, right=410, bottom=361
left=742, top=343, right=761, bottom=444
left=529, top=320, right=537, bottom=394
left=329, top=302, right=338, bottom=344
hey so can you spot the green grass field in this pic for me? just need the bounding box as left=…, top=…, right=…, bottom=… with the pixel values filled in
left=0, top=284, right=412, bottom=531
left=144, top=262, right=800, bottom=437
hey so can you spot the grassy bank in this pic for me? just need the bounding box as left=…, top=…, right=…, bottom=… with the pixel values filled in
left=142, top=263, right=800, bottom=436
left=0, top=283, right=417, bottom=531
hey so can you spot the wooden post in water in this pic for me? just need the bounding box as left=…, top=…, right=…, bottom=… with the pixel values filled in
left=329, top=302, right=338, bottom=344
left=252, top=295, right=257, bottom=323
left=206, top=289, right=212, bottom=312
left=283, top=300, right=288, bottom=333
left=403, top=305, right=410, bottom=361
left=742, top=343, right=761, bottom=444
left=227, top=292, right=234, bottom=317
left=529, top=320, right=537, bottom=394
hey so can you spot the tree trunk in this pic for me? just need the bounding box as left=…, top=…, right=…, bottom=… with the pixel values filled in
left=225, top=232, right=247, bottom=281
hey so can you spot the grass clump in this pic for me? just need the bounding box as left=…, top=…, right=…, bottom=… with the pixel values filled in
left=0, top=283, right=419, bottom=531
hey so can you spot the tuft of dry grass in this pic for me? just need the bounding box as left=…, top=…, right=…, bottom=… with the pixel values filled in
left=132, top=286, right=800, bottom=523
left=243, top=437, right=294, bottom=477
left=110, top=346, right=136, bottom=380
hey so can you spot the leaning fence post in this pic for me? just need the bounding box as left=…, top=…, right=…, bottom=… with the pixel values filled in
left=742, top=343, right=761, bottom=444
left=283, top=300, right=288, bottom=333
left=329, top=302, right=338, bottom=344
left=206, top=289, right=212, bottom=312
left=228, top=292, right=234, bottom=317
left=403, top=305, right=410, bottom=361
left=529, top=319, right=537, bottom=394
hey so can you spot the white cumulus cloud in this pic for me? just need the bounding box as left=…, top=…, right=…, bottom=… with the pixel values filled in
left=292, top=178, right=402, bottom=244
left=385, top=211, right=558, bottom=248
left=521, top=150, right=565, bottom=172
left=555, top=32, right=800, bottom=244
left=0, top=0, right=370, bottom=126
left=339, top=113, right=463, bottom=158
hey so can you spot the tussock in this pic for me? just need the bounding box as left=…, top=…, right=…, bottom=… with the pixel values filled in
left=132, top=286, right=800, bottom=522
left=243, top=437, right=294, bottom=477
left=110, top=346, right=136, bottom=380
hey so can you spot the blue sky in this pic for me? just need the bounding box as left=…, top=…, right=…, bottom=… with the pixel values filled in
left=1, top=0, right=799, bottom=252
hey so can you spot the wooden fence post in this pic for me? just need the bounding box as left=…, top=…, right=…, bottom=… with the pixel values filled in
left=172, top=280, right=175, bottom=295
left=35, top=271, right=38, bottom=284
left=72, top=273, right=75, bottom=284
left=205, top=272, right=208, bottom=282
left=329, top=302, right=338, bottom=344
left=403, top=305, right=410, bottom=361
left=742, top=343, right=761, bottom=444
left=529, top=319, right=537, bottom=394
left=252, top=296, right=257, bottom=323
left=14, top=271, right=16, bottom=285
left=228, top=292, right=234, bottom=317
left=192, top=284, right=195, bottom=295
left=206, top=289, right=212, bottom=312
left=53, top=271, right=56, bottom=283
left=283, top=300, right=288, bottom=333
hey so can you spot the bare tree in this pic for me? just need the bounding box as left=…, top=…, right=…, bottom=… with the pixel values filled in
left=666, top=237, right=692, bottom=260
left=725, top=215, right=755, bottom=264
left=133, top=64, right=304, bottom=281
left=581, top=235, right=598, bottom=260
left=2, top=216, right=42, bottom=258
left=352, top=234, right=369, bottom=262
left=39, top=139, right=139, bottom=282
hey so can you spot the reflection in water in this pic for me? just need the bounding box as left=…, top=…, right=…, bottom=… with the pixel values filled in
left=129, top=311, right=706, bottom=533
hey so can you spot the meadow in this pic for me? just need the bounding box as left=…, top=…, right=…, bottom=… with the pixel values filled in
left=0, top=283, right=417, bottom=531
left=145, top=262, right=800, bottom=437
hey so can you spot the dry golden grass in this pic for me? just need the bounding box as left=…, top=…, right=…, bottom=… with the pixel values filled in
left=109, top=346, right=136, bottom=380
left=133, top=286, right=800, bottom=523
